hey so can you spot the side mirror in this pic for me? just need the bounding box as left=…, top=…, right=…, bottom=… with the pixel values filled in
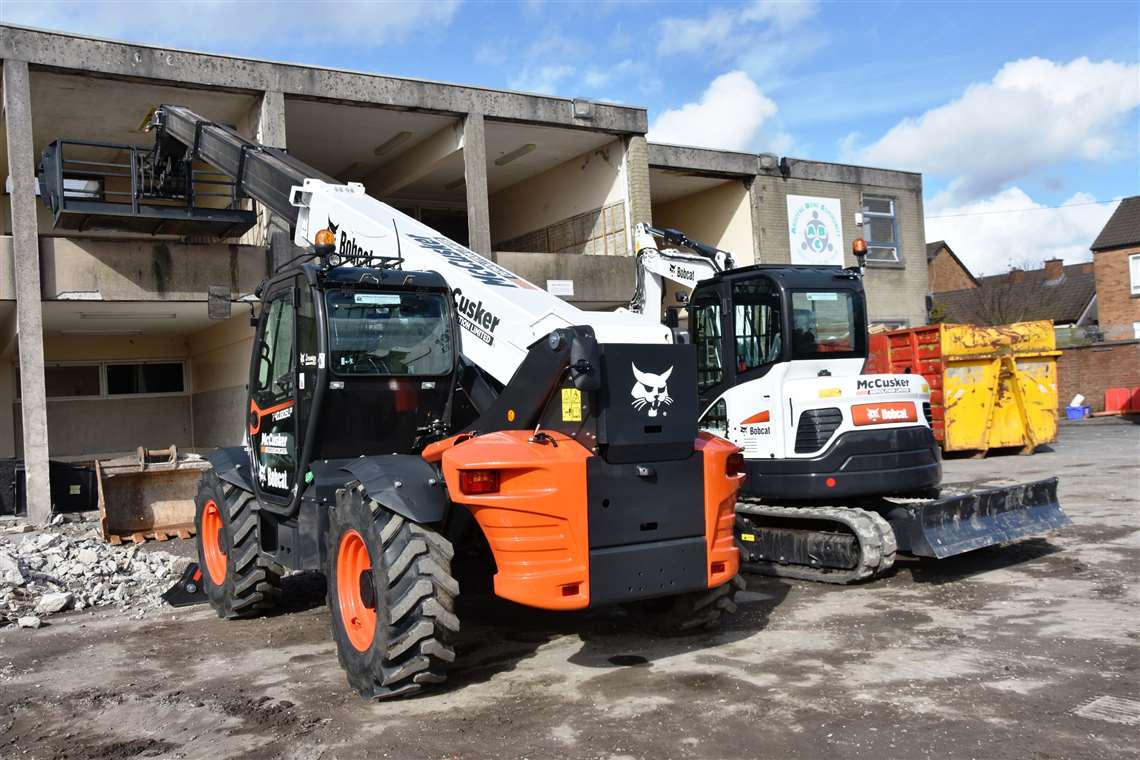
left=570, top=332, right=601, bottom=392
left=208, top=285, right=232, bottom=320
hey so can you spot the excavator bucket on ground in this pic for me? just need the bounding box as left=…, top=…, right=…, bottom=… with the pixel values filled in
left=880, top=477, right=1069, bottom=559
left=95, top=446, right=210, bottom=544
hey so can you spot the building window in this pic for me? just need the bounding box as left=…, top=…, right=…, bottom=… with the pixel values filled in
left=16, top=361, right=187, bottom=400
left=1130, top=254, right=1140, bottom=296
left=862, top=194, right=900, bottom=263
left=45, top=364, right=102, bottom=398
left=106, top=362, right=185, bottom=395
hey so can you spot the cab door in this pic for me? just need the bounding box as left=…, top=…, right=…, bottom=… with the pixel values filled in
left=248, top=285, right=299, bottom=502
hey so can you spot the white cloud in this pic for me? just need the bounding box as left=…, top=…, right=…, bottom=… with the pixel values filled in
left=857, top=57, right=1140, bottom=199
left=925, top=188, right=1119, bottom=276
left=740, top=0, right=819, bottom=30
left=2, top=1, right=460, bottom=49
left=657, top=0, right=817, bottom=58
left=508, top=64, right=576, bottom=95
left=648, top=71, right=777, bottom=151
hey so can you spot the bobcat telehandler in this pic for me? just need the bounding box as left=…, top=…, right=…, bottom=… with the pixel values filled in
left=38, top=107, right=744, bottom=699
left=627, top=224, right=1069, bottom=584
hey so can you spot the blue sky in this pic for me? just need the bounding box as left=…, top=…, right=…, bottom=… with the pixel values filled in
left=3, top=0, right=1138, bottom=274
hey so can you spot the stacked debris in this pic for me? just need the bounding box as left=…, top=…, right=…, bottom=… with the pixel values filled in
left=0, top=520, right=191, bottom=629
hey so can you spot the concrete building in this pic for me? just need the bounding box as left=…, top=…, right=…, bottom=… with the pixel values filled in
left=0, top=25, right=931, bottom=521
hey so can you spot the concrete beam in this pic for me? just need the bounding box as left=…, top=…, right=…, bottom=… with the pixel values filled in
left=781, top=158, right=922, bottom=192
left=648, top=143, right=760, bottom=177
left=463, top=113, right=492, bottom=257
left=0, top=25, right=648, bottom=134
left=491, top=252, right=636, bottom=309
left=369, top=121, right=463, bottom=197
left=3, top=59, right=51, bottom=524
left=37, top=237, right=266, bottom=301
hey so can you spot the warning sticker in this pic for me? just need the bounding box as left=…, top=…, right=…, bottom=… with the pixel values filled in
left=561, top=388, right=582, bottom=422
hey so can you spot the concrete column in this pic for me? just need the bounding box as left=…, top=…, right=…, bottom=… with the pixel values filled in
left=623, top=135, right=653, bottom=244
left=3, top=59, right=52, bottom=524
left=462, top=113, right=492, bottom=256
left=747, top=177, right=765, bottom=263
left=249, top=91, right=292, bottom=272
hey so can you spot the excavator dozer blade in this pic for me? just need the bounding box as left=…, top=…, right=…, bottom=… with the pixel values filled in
left=886, top=477, right=1069, bottom=559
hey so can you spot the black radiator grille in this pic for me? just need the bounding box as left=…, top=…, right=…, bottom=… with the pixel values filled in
left=922, top=402, right=933, bottom=426
left=795, top=407, right=843, bottom=453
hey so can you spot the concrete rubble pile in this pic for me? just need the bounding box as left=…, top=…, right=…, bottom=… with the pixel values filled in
left=0, top=522, right=191, bottom=629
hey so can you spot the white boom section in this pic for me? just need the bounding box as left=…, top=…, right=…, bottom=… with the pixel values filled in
left=290, top=180, right=671, bottom=386
left=629, top=223, right=727, bottom=323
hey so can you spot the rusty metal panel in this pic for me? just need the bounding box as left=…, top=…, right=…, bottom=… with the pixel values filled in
left=95, top=446, right=209, bottom=543
left=939, top=321, right=1059, bottom=453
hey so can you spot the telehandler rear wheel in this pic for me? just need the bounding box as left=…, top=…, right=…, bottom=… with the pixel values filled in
left=326, top=483, right=460, bottom=699
left=193, top=470, right=283, bottom=619
left=625, top=573, right=745, bottom=635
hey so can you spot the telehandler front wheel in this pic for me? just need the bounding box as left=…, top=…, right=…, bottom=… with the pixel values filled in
left=193, top=470, right=283, bottom=619
left=326, top=483, right=460, bottom=699
left=625, top=573, right=745, bottom=635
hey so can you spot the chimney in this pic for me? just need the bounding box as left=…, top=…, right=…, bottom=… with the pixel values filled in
left=1009, top=268, right=1025, bottom=285
left=1044, top=257, right=1064, bottom=280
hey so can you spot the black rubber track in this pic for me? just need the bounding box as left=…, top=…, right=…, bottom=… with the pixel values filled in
left=625, top=573, right=745, bottom=635
left=327, top=483, right=459, bottom=699
left=193, top=470, right=283, bottom=619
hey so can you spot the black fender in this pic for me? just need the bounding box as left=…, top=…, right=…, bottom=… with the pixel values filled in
left=203, top=446, right=254, bottom=493
left=324, top=455, right=449, bottom=525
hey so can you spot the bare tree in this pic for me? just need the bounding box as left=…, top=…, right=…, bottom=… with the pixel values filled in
left=957, top=257, right=1040, bottom=326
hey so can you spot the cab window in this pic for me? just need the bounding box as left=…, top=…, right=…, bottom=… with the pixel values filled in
left=733, top=278, right=782, bottom=372
left=790, top=290, right=863, bottom=357
left=693, top=300, right=723, bottom=391
left=326, top=290, right=453, bottom=376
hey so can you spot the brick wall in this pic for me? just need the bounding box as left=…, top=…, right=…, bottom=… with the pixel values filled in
left=1093, top=245, right=1140, bottom=331
left=751, top=171, right=929, bottom=327
left=929, top=248, right=977, bottom=292
left=1056, top=340, right=1140, bottom=411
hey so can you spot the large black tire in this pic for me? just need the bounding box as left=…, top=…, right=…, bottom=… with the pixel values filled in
left=193, top=470, right=283, bottom=619
left=625, top=574, right=745, bottom=635
left=326, top=483, right=459, bottom=699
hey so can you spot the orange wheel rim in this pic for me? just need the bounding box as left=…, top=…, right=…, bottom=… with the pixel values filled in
left=337, top=529, right=377, bottom=652
left=201, top=500, right=227, bottom=586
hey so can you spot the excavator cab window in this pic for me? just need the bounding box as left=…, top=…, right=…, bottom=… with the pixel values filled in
left=789, top=290, right=864, bottom=358
left=692, top=299, right=723, bottom=392
left=732, top=278, right=782, bottom=373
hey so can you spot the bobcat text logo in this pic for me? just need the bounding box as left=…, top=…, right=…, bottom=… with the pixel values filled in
left=668, top=263, right=696, bottom=282
left=631, top=364, right=673, bottom=417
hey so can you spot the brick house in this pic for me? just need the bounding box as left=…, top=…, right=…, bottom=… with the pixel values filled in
left=927, top=240, right=978, bottom=293
left=1090, top=195, right=1140, bottom=341
left=931, top=258, right=1097, bottom=333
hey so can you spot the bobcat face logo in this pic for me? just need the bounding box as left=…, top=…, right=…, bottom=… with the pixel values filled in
left=631, top=364, right=673, bottom=417
left=327, top=218, right=339, bottom=237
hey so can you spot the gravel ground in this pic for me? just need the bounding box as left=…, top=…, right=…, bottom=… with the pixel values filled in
left=0, top=419, right=1136, bottom=760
